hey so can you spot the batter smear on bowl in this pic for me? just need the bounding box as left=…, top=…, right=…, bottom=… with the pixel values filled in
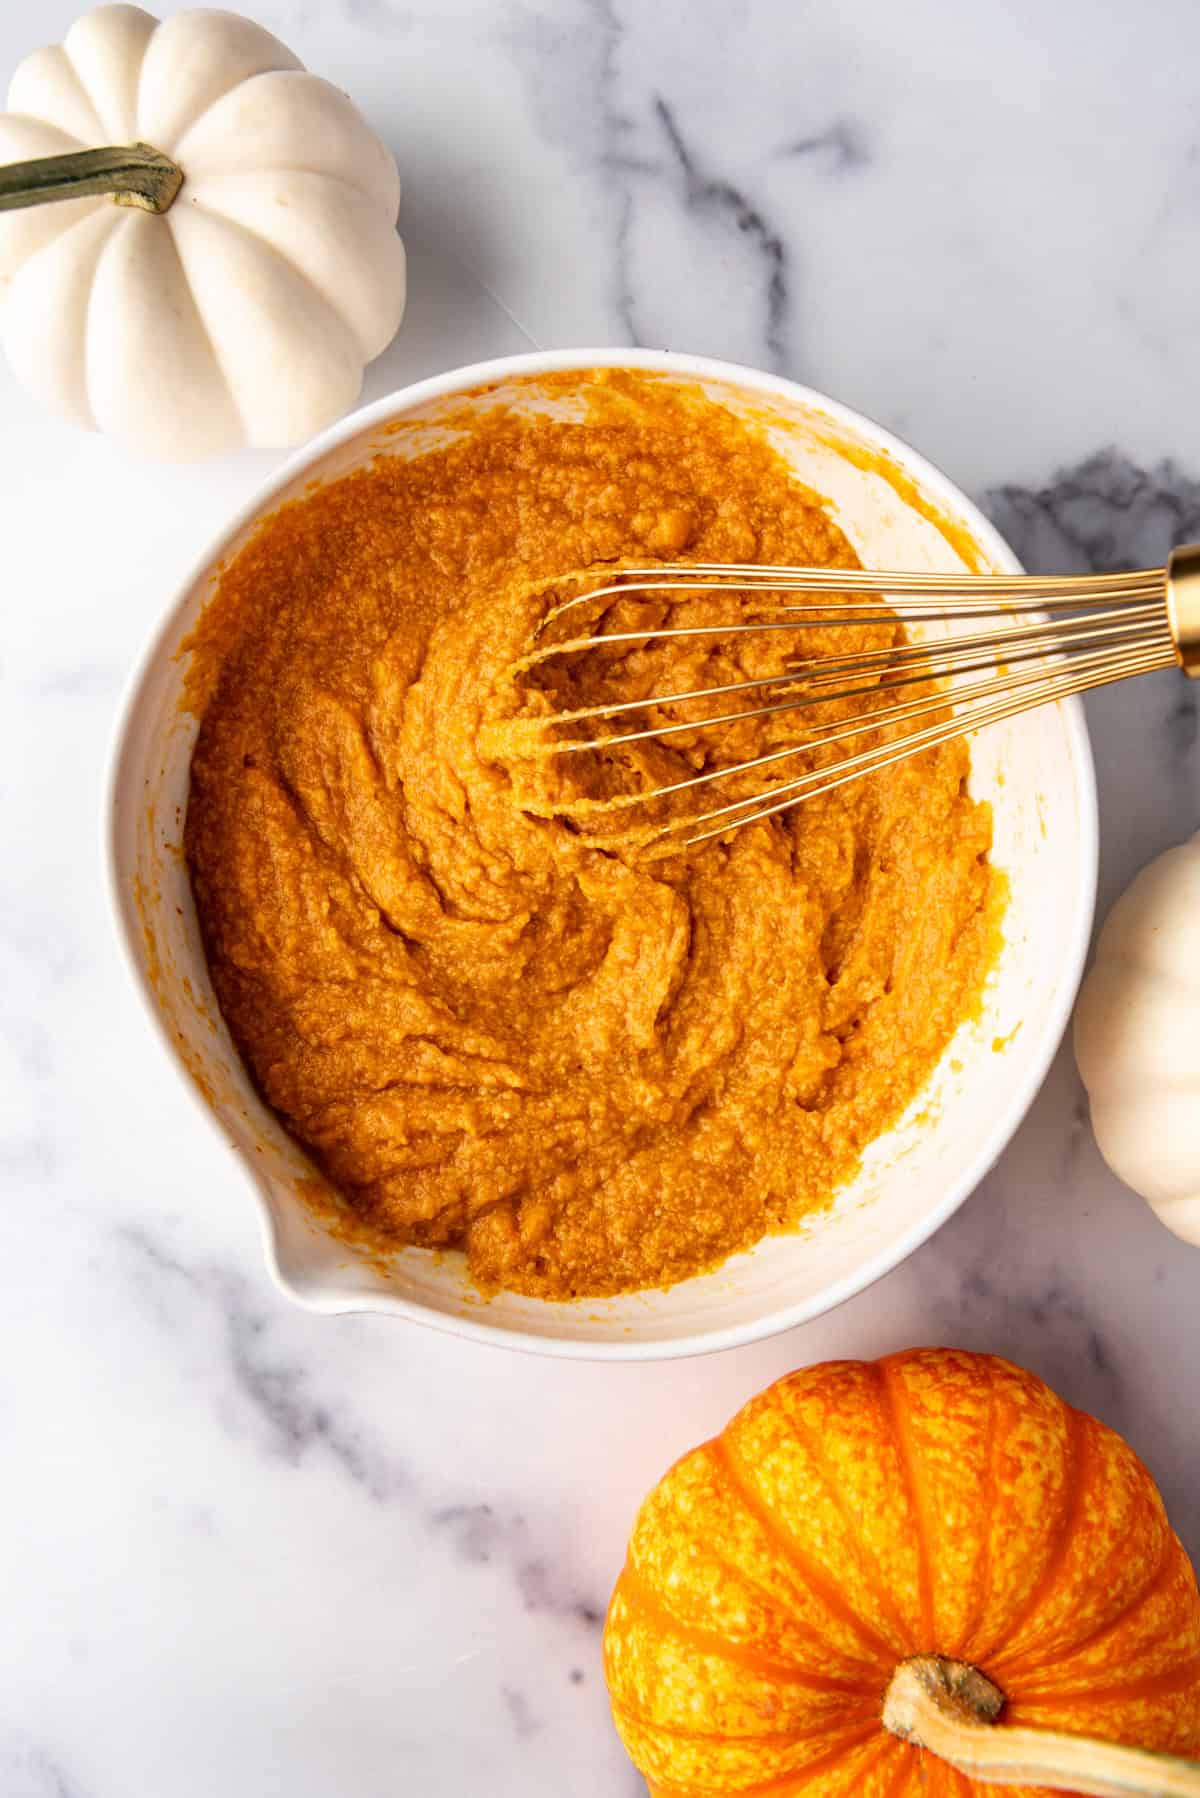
left=184, top=372, right=1001, bottom=1299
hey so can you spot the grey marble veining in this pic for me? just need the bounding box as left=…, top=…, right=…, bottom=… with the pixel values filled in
left=1, top=2, right=1199, bottom=1795
left=986, top=449, right=1200, bottom=577
left=0, top=1743, right=88, bottom=1798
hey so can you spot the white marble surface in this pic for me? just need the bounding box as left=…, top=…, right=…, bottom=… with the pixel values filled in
left=2, top=2, right=1199, bottom=1793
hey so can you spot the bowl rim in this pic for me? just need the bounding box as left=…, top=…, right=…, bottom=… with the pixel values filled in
left=104, top=347, right=1099, bottom=1360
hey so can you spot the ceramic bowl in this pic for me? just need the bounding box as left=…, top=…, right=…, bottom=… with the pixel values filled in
left=107, top=349, right=1098, bottom=1359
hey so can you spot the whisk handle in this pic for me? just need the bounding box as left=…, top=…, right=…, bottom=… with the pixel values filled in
left=1166, top=544, right=1200, bottom=677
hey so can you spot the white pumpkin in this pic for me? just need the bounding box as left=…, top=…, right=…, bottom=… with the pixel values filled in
left=0, top=5, right=406, bottom=458
left=1074, top=830, right=1200, bottom=1245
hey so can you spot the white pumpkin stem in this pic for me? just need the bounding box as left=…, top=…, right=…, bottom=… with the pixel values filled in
left=883, top=1654, right=1200, bottom=1797
left=0, top=143, right=183, bottom=214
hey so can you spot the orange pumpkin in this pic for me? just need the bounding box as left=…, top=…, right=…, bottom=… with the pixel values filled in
left=604, top=1348, right=1200, bottom=1796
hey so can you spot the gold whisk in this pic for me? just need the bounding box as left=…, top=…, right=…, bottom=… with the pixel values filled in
left=502, top=547, right=1200, bottom=852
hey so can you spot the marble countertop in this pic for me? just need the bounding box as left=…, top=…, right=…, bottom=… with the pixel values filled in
left=2, top=2, right=1198, bottom=1793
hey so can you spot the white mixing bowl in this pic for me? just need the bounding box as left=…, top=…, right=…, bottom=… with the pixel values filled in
left=107, top=350, right=1097, bottom=1359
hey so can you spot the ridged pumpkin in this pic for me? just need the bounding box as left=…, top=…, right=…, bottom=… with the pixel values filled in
left=1074, top=830, right=1200, bottom=1246
left=0, top=5, right=406, bottom=458
left=604, top=1349, right=1200, bottom=1796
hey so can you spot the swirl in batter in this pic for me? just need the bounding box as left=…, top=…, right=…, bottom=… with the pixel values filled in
left=185, top=374, right=999, bottom=1298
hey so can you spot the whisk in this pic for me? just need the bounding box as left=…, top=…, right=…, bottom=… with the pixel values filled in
left=503, top=547, right=1200, bottom=851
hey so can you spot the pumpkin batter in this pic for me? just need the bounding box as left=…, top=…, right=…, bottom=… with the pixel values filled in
left=185, top=372, right=999, bottom=1298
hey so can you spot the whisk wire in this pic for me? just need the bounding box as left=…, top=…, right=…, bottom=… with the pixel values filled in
left=503, top=553, right=1196, bottom=851
left=537, top=638, right=1176, bottom=824
left=524, top=604, right=1173, bottom=752
left=530, top=561, right=1168, bottom=638
left=674, top=641, right=1176, bottom=850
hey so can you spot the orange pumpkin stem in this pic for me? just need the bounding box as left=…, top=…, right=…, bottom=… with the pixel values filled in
left=883, top=1655, right=1200, bottom=1797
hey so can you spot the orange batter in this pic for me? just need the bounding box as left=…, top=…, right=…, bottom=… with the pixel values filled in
left=185, top=373, right=999, bottom=1298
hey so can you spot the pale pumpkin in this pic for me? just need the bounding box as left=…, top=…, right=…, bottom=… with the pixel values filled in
left=1075, top=831, right=1200, bottom=1247
left=0, top=5, right=406, bottom=458
left=605, top=1349, right=1200, bottom=1796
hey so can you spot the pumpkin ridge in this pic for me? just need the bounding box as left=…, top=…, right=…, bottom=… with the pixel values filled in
left=18, top=202, right=117, bottom=430
left=176, top=197, right=372, bottom=361
left=175, top=81, right=399, bottom=212
left=186, top=164, right=388, bottom=213
left=877, top=1744, right=921, bottom=1798
left=711, top=1435, right=900, bottom=1666
left=954, top=1360, right=1001, bottom=1662
left=1, top=112, right=87, bottom=150
left=1010, top=1650, right=1200, bottom=1712
left=107, top=214, right=244, bottom=448
left=771, top=1373, right=919, bottom=1655
left=169, top=203, right=363, bottom=447
left=990, top=1525, right=1178, bottom=1685
left=56, top=42, right=112, bottom=141
left=985, top=1399, right=1090, bottom=1661
left=23, top=43, right=105, bottom=145
left=878, top=1359, right=935, bottom=1644
left=644, top=1720, right=886, bottom=1798
left=670, top=1449, right=895, bottom=1684
left=828, top=1732, right=916, bottom=1798
left=647, top=1481, right=892, bottom=1675
left=154, top=210, right=249, bottom=436
left=1081, top=946, right=1200, bottom=1002
left=9, top=188, right=113, bottom=281
left=62, top=10, right=151, bottom=143
left=608, top=1699, right=874, bottom=1746
left=134, top=14, right=303, bottom=157
left=616, top=1562, right=883, bottom=1698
